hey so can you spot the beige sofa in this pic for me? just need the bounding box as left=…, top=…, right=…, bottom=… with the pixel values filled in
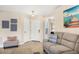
left=44, top=32, right=79, bottom=54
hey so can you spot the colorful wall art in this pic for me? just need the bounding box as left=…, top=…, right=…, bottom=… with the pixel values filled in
left=64, top=5, right=79, bottom=28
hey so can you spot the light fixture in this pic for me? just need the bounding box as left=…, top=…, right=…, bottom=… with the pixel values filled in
left=31, top=10, right=35, bottom=16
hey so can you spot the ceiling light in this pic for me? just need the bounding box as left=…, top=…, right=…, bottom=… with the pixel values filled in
left=32, top=10, right=35, bottom=16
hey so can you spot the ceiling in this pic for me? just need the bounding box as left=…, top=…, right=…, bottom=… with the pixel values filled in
left=0, top=5, right=60, bottom=16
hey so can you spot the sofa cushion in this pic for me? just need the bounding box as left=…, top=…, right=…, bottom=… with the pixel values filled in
left=43, top=42, right=55, bottom=49
left=48, top=44, right=72, bottom=54
left=49, top=34, right=58, bottom=43
left=54, top=32, right=63, bottom=44
left=62, top=33, right=78, bottom=49
left=76, top=43, right=79, bottom=52
left=61, top=39, right=75, bottom=49
left=75, top=38, right=79, bottom=52
left=62, top=33, right=78, bottom=42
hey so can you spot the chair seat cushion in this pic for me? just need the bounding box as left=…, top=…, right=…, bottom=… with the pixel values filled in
left=48, top=44, right=72, bottom=54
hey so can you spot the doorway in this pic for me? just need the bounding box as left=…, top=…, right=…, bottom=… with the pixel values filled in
left=24, top=16, right=44, bottom=42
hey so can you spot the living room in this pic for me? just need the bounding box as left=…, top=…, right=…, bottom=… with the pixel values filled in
left=0, top=5, right=79, bottom=54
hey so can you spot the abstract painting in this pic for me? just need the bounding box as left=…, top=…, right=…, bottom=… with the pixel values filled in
left=64, top=5, right=79, bottom=28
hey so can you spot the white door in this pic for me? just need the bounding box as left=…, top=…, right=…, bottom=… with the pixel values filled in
left=24, top=16, right=43, bottom=42
left=31, top=16, right=42, bottom=42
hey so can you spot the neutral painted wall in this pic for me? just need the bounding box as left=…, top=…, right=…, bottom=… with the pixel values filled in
left=0, top=11, right=44, bottom=48
left=53, top=5, right=79, bottom=34
left=0, top=11, right=26, bottom=47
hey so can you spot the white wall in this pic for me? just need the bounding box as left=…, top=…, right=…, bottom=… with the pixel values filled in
left=0, top=11, right=44, bottom=48
left=54, top=5, right=79, bottom=34
left=0, top=11, right=28, bottom=47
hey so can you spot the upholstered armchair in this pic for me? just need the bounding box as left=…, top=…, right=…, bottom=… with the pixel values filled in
left=4, top=36, right=18, bottom=49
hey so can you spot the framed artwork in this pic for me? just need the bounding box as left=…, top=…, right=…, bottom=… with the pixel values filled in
left=10, top=19, right=17, bottom=31
left=2, top=18, right=17, bottom=31
left=2, top=20, right=9, bottom=28
left=10, top=24, right=17, bottom=31
left=11, top=19, right=17, bottom=23
left=64, top=5, right=79, bottom=28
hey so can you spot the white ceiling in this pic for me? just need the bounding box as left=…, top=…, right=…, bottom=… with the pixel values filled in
left=0, top=5, right=59, bottom=16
